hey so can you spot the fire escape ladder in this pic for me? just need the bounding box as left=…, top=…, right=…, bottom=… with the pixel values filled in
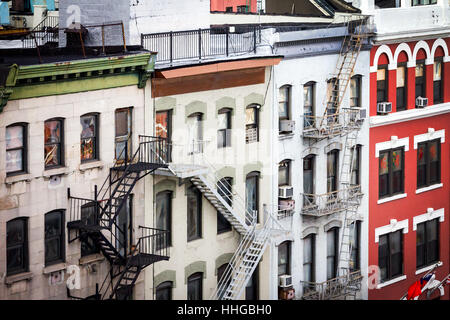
left=22, top=14, right=59, bottom=49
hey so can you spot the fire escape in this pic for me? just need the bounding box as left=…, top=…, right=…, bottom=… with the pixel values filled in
left=66, top=136, right=171, bottom=300
left=300, top=16, right=370, bottom=300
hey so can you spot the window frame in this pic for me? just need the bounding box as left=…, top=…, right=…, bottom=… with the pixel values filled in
left=6, top=123, right=28, bottom=176
left=278, top=241, right=291, bottom=277
left=327, top=227, right=339, bottom=280
left=155, top=281, right=173, bottom=300
left=303, top=234, right=316, bottom=283
left=377, top=65, right=389, bottom=104
left=327, top=150, right=339, bottom=193
left=278, top=160, right=291, bottom=187
left=245, top=105, right=259, bottom=144
left=278, top=85, right=291, bottom=122
left=187, top=272, right=203, bottom=300
left=115, top=108, right=132, bottom=161
left=412, top=0, right=437, bottom=6
left=217, top=177, right=233, bottom=234
left=417, top=139, right=441, bottom=189
left=350, top=75, right=362, bottom=109
left=156, top=191, right=172, bottom=247
left=45, top=210, right=66, bottom=266
left=350, top=221, right=361, bottom=272
left=303, top=81, right=315, bottom=128
left=217, top=108, right=232, bottom=148
left=44, top=118, right=65, bottom=169
left=80, top=113, right=99, bottom=163
left=416, top=218, right=440, bottom=269
left=433, top=57, right=443, bottom=104
left=396, top=64, right=407, bottom=111
left=378, top=147, right=405, bottom=199
left=6, top=217, right=29, bottom=276
left=351, top=145, right=361, bottom=186
left=245, top=171, right=260, bottom=225
left=415, top=60, right=426, bottom=100
left=187, top=186, right=202, bottom=242
left=379, top=230, right=404, bottom=282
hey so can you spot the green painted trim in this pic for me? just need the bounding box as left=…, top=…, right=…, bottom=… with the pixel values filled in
left=184, top=261, right=206, bottom=284
left=243, top=93, right=264, bottom=109
left=9, top=74, right=140, bottom=100
left=185, top=101, right=207, bottom=122
left=154, top=270, right=176, bottom=289
left=154, top=179, right=177, bottom=198
left=155, top=97, right=177, bottom=115
left=0, top=64, right=19, bottom=112
left=243, top=162, right=263, bottom=182
left=215, top=253, right=233, bottom=275
left=216, top=167, right=236, bottom=184
left=215, top=97, right=236, bottom=117
left=138, top=54, right=157, bottom=89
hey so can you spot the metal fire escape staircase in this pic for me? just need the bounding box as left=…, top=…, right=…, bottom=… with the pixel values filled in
left=66, top=136, right=171, bottom=300
left=300, top=16, right=369, bottom=300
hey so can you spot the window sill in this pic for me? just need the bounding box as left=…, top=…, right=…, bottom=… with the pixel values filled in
left=5, top=173, right=32, bottom=185
left=43, top=262, right=67, bottom=275
left=376, top=275, right=407, bottom=289
left=377, top=193, right=407, bottom=204
left=42, top=167, right=69, bottom=178
left=5, top=272, right=33, bottom=285
left=79, top=253, right=104, bottom=266
left=415, top=261, right=443, bottom=275
left=279, top=132, right=295, bottom=140
left=415, top=183, right=443, bottom=195
left=79, top=160, right=104, bottom=172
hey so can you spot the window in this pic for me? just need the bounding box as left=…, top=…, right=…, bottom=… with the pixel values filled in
left=12, top=0, right=32, bottom=13
left=156, top=191, right=172, bottom=247
left=225, top=6, right=233, bottom=12
left=246, top=265, right=259, bottom=300
left=377, top=66, right=388, bottom=103
left=433, top=59, right=443, bottom=104
left=303, top=82, right=315, bottom=128
left=351, top=145, right=361, bottom=186
left=80, top=114, right=99, bottom=162
left=303, top=234, right=315, bottom=283
left=379, top=230, right=403, bottom=282
left=217, top=108, right=231, bottom=148
left=44, top=119, right=64, bottom=168
left=6, top=123, right=27, bottom=175
left=412, top=0, right=437, bottom=6
left=155, top=281, right=172, bottom=300
left=303, top=155, right=315, bottom=205
left=217, top=177, right=232, bottom=234
left=188, top=113, right=203, bottom=154
left=115, top=108, right=132, bottom=161
left=237, top=5, right=249, bottom=12
left=45, top=211, right=65, bottom=266
left=350, top=221, right=361, bottom=271
left=415, top=61, right=426, bottom=100
left=245, top=105, right=259, bottom=143
left=6, top=218, right=28, bottom=276
left=80, top=202, right=100, bottom=257
left=327, top=78, right=339, bottom=123
left=278, top=241, right=291, bottom=276
left=350, top=76, right=361, bottom=108
left=327, top=227, right=339, bottom=280
left=156, top=110, right=172, bottom=140
left=279, top=85, right=291, bottom=132
left=417, top=139, right=441, bottom=188
left=375, top=0, right=400, bottom=8
left=278, top=160, right=290, bottom=187
left=379, top=148, right=404, bottom=198
left=245, top=172, right=259, bottom=225
left=187, top=272, right=203, bottom=300
left=217, top=263, right=230, bottom=300
left=115, top=196, right=132, bottom=256
left=187, top=186, right=202, bottom=242
left=416, top=219, right=439, bottom=269
left=396, top=65, right=407, bottom=111
left=327, top=150, right=339, bottom=193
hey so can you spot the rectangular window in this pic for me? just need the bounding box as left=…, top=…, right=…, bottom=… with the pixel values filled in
left=327, top=150, right=339, bottom=193
left=375, top=0, right=400, bottom=8
left=80, top=202, right=100, bottom=257
left=44, top=119, right=64, bottom=168
left=303, top=155, right=315, bottom=206
left=415, top=61, right=425, bottom=100
left=303, top=83, right=315, bottom=128
left=80, top=114, right=99, bottom=162
left=303, top=235, right=315, bottom=283
left=350, top=221, right=361, bottom=271
left=279, top=86, right=290, bottom=121
left=396, top=65, right=407, bottom=111
left=412, top=0, right=437, bottom=6
left=115, top=108, right=132, bottom=161
left=245, top=173, right=259, bottom=225
left=237, top=5, right=249, bottom=12
left=278, top=160, right=290, bottom=187
left=187, top=273, right=203, bottom=300
left=217, top=109, right=231, bottom=148
left=246, top=106, right=259, bottom=143
left=217, top=177, right=232, bottom=234
left=188, top=113, right=203, bottom=154
left=6, top=218, right=28, bottom=276
left=327, top=227, right=339, bottom=280
left=350, top=76, right=361, bottom=108
left=433, top=59, right=443, bottom=104
left=278, top=241, right=291, bottom=276
left=45, top=211, right=65, bottom=266
left=327, top=78, right=339, bottom=123
left=187, top=187, right=202, bottom=241
left=6, top=124, right=27, bottom=175
left=377, top=67, right=388, bottom=103
left=351, top=145, right=361, bottom=186
left=379, top=230, right=403, bottom=282
left=379, top=148, right=404, bottom=198
left=156, top=191, right=172, bottom=247
left=416, top=219, right=439, bottom=269
left=417, top=139, right=441, bottom=188
left=156, top=110, right=171, bottom=140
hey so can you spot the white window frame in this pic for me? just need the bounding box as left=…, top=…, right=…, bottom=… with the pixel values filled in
left=413, top=128, right=445, bottom=150
left=412, top=208, right=445, bottom=231
left=375, top=136, right=409, bottom=158
left=374, top=218, right=408, bottom=243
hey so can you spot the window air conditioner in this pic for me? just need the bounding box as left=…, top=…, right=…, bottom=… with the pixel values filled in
left=279, top=275, right=293, bottom=288
left=377, top=102, right=392, bottom=115
left=416, top=97, right=428, bottom=108
left=280, top=120, right=295, bottom=133
left=279, top=186, right=294, bottom=199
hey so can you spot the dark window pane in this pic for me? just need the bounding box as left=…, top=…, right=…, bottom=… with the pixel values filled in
left=6, top=218, right=27, bottom=275
left=156, top=192, right=171, bottom=247
left=156, top=281, right=172, bottom=300
left=278, top=241, right=290, bottom=276
left=187, top=187, right=201, bottom=241
left=115, top=110, right=129, bottom=137
left=187, top=273, right=203, bottom=300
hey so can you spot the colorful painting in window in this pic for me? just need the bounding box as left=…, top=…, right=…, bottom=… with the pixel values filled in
left=418, top=145, right=425, bottom=163
left=156, top=112, right=169, bottom=139
left=80, top=115, right=97, bottom=161
left=379, top=153, right=388, bottom=175
left=392, top=151, right=401, bottom=170
left=429, top=142, right=438, bottom=161
left=44, top=120, right=61, bottom=167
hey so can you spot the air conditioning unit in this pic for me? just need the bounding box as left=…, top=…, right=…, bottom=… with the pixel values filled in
left=279, top=186, right=294, bottom=199
left=280, top=120, right=295, bottom=133
left=279, top=275, right=293, bottom=288
left=377, top=102, right=392, bottom=115
left=279, top=199, right=295, bottom=211
left=416, top=97, right=428, bottom=108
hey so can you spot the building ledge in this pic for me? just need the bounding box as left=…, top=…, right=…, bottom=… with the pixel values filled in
left=79, top=253, right=104, bottom=266
left=5, top=272, right=33, bottom=285
left=415, top=261, right=443, bottom=276
left=376, top=275, right=407, bottom=289
left=415, top=183, right=443, bottom=195
left=43, top=262, right=67, bottom=275
left=377, top=193, right=407, bottom=205
left=279, top=132, right=295, bottom=140
left=79, top=160, right=104, bottom=172
left=42, top=167, right=70, bottom=178
left=5, top=173, right=32, bottom=185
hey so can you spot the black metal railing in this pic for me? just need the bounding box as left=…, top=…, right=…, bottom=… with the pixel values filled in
left=141, top=26, right=259, bottom=64
left=138, top=226, right=170, bottom=258
left=22, top=15, right=59, bottom=49
left=138, top=135, right=171, bottom=165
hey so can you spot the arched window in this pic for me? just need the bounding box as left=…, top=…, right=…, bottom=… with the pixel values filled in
left=187, top=272, right=203, bottom=300
left=156, top=191, right=172, bottom=247
left=303, top=155, right=315, bottom=206
left=217, top=177, right=232, bottom=234
left=278, top=160, right=291, bottom=187
left=217, top=108, right=232, bottom=148
left=377, top=61, right=389, bottom=104
left=245, top=105, right=259, bottom=144
left=245, top=171, right=260, bottom=225
left=217, top=263, right=230, bottom=299
left=187, top=186, right=202, bottom=241
left=187, top=112, right=203, bottom=154
left=303, top=82, right=315, bottom=128
left=303, top=234, right=316, bottom=284
left=278, top=241, right=291, bottom=276
left=155, top=281, right=173, bottom=300
left=327, top=78, right=339, bottom=123
left=6, top=123, right=27, bottom=175
left=415, top=49, right=427, bottom=101
left=433, top=46, right=445, bottom=104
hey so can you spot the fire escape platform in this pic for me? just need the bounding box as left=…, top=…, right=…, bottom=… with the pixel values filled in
left=113, top=162, right=168, bottom=172
left=128, top=253, right=169, bottom=268
left=154, top=164, right=209, bottom=179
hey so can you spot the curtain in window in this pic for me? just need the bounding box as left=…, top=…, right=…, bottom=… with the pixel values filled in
left=6, top=126, right=24, bottom=173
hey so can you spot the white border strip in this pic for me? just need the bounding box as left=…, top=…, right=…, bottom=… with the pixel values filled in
left=412, top=208, right=445, bottom=231
left=415, top=183, right=443, bottom=194
left=415, top=261, right=443, bottom=276
left=377, top=193, right=407, bottom=204
left=413, top=128, right=445, bottom=149
left=375, top=218, right=409, bottom=243
left=375, top=136, right=409, bottom=158
left=377, top=275, right=407, bottom=289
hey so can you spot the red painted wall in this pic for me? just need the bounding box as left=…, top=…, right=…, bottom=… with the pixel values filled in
left=210, top=0, right=257, bottom=12
left=368, top=115, right=450, bottom=300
